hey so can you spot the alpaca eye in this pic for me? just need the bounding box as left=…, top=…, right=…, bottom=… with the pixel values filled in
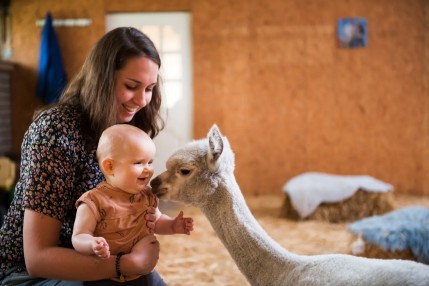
left=179, top=169, right=191, bottom=175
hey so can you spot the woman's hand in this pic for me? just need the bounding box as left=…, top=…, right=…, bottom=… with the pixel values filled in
left=122, top=234, right=160, bottom=275
left=145, top=207, right=157, bottom=233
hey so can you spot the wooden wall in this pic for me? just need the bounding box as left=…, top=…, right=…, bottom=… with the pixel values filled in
left=8, top=0, right=429, bottom=196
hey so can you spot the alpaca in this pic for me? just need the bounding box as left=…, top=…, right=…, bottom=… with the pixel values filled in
left=150, top=125, right=429, bottom=286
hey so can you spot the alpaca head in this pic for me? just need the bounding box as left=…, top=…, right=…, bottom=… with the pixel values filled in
left=151, top=124, right=235, bottom=207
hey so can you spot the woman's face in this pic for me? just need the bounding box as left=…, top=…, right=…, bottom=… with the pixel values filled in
left=115, top=56, right=159, bottom=123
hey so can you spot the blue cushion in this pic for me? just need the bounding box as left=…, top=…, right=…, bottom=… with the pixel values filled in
left=348, top=206, right=429, bottom=264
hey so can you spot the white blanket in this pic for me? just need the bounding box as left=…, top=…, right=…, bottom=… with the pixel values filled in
left=282, top=172, right=393, bottom=218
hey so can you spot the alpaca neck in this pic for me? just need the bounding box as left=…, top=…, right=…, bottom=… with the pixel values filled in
left=202, top=176, right=299, bottom=284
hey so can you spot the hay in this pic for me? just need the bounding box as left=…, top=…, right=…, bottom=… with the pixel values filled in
left=350, top=236, right=416, bottom=261
left=348, top=206, right=429, bottom=263
left=156, top=194, right=429, bottom=286
left=280, top=189, right=395, bottom=223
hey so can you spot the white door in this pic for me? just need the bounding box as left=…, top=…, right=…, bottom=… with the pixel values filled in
left=106, top=13, right=193, bottom=177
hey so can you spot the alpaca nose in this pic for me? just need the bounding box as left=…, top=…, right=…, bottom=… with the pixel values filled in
left=150, top=176, right=161, bottom=194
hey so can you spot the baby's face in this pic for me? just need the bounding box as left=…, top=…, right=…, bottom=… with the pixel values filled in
left=109, top=138, right=156, bottom=194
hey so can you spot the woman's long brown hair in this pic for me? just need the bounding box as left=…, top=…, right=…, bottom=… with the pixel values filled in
left=35, top=27, right=165, bottom=148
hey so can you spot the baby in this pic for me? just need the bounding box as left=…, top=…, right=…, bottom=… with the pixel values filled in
left=72, top=124, right=193, bottom=281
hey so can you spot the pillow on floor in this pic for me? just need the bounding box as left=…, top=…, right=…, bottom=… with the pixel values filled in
left=348, top=206, right=429, bottom=264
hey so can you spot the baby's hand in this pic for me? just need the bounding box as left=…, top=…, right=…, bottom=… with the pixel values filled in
left=173, top=211, right=194, bottom=235
left=93, top=237, right=110, bottom=259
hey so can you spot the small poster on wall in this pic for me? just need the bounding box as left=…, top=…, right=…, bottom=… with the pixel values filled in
left=337, top=18, right=367, bottom=48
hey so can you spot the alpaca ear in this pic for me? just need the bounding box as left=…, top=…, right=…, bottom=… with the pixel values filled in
left=207, top=124, right=224, bottom=170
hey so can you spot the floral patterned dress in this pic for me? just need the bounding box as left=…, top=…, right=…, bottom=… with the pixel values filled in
left=0, top=105, right=103, bottom=273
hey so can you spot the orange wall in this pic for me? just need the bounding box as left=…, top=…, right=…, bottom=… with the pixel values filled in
left=9, top=0, right=429, bottom=196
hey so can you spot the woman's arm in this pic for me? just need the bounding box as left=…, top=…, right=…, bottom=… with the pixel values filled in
left=23, top=209, right=159, bottom=281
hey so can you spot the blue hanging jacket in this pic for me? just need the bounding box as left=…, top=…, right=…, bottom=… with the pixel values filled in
left=36, top=12, right=67, bottom=104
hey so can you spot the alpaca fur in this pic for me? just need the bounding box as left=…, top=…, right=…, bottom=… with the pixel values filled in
left=151, top=125, right=429, bottom=286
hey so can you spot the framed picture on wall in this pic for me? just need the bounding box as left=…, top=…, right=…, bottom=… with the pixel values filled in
left=337, top=18, right=367, bottom=48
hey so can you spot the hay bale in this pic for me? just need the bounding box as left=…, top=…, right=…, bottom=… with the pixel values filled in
left=350, top=235, right=416, bottom=261
left=280, top=189, right=395, bottom=223
left=348, top=206, right=429, bottom=264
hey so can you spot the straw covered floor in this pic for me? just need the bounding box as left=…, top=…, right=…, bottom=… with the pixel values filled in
left=156, top=194, right=429, bottom=286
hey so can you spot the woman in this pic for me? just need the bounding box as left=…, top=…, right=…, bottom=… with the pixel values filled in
left=0, top=27, right=167, bottom=285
